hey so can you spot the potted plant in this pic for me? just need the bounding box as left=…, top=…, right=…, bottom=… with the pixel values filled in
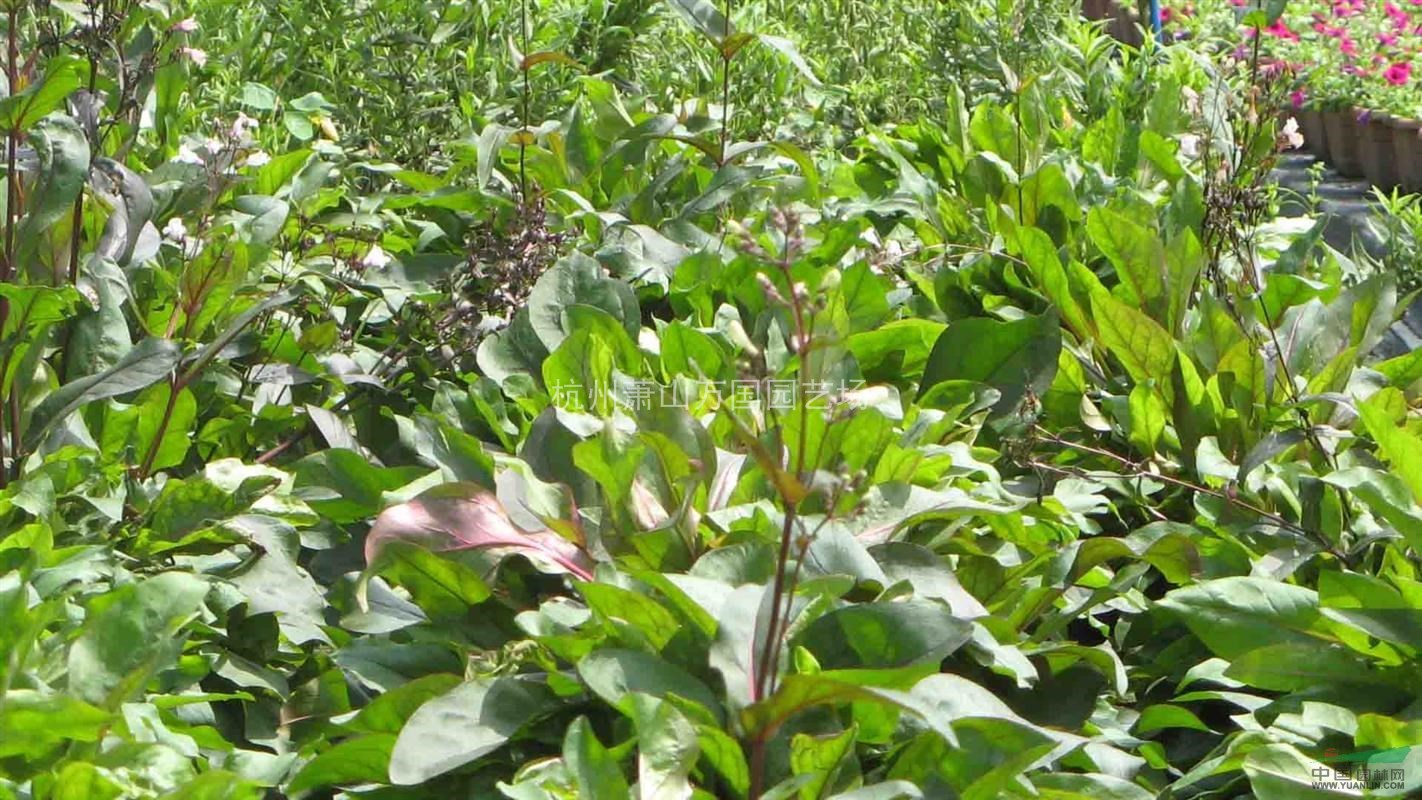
left=1360, top=109, right=1401, bottom=188
left=1390, top=115, right=1422, bottom=192
left=1293, top=92, right=1330, bottom=159
left=1324, top=105, right=1367, bottom=177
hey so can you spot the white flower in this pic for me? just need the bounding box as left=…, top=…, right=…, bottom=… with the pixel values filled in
left=180, top=47, right=207, bottom=68
left=162, top=217, right=188, bottom=242
left=476, top=315, right=508, bottom=335
left=1179, top=133, right=1201, bottom=159
left=1182, top=87, right=1201, bottom=116
left=242, top=150, right=271, bottom=168
left=1280, top=117, right=1305, bottom=150
left=170, top=17, right=198, bottom=33
left=231, top=113, right=259, bottom=138
left=361, top=245, right=391, bottom=269
left=175, top=143, right=204, bottom=165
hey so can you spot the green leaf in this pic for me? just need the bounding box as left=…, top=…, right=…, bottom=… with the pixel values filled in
left=791, top=725, right=857, bottom=800
left=50, top=762, right=122, bottom=800
left=16, top=114, right=89, bottom=272
left=1090, top=292, right=1176, bottom=388
left=846, top=319, right=945, bottom=380
left=375, top=542, right=492, bottom=622
left=93, top=157, right=155, bottom=267
left=1087, top=207, right=1167, bottom=316
left=1242, top=744, right=1365, bottom=799
left=388, top=676, right=560, bottom=785
left=631, top=697, right=700, bottom=800
left=239, top=82, right=279, bottom=111
left=578, top=649, right=723, bottom=723
left=795, top=599, right=972, bottom=670
left=1059, top=523, right=1199, bottom=585
left=739, top=668, right=949, bottom=743
left=1224, top=642, right=1403, bottom=691
left=564, top=717, right=630, bottom=799
left=1127, top=382, right=1166, bottom=455
left=1030, top=773, right=1154, bottom=800
left=1135, top=704, right=1214, bottom=734
left=527, top=253, right=640, bottom=352
left=132, top=384, right=197, bottom=472
left=1156, top=577, right=1332, bottom=659
left=0, top=56, right=87, bottom=131
left=1357, top=401, right=1422, bottom=506
left=66, top=572, right=210, bottom=706
left=826, top=783, right=923, bottom=800
left=0, top=691, right=111, bottom=759
left=181, top=287, right=302, bottom=382
left=918, top=310, right=1060, bottom=417
left=291, top=449, right=425, bottom=525
left=756, top=34, right=820, bottom=85
left=287, top=734, right=396, bottom=795
left=343, top=673, right=463, bottom=735
left=663, top=0, right=732, bottom=45
left=661, top=320, right=728, bottom=381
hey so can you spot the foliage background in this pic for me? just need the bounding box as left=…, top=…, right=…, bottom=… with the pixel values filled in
left=0, top=0, right=1420, bottom=799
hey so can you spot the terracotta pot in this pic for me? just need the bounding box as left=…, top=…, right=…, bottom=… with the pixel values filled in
left=1297, top=108, right=1329, bottom=159
left=1323, top=109, right=1365, bottom=178
left=1082, top=0, right=1112, bottom=20
left=1361, top=112, right=1400, bottom=190
left=1389, top=116, right=1422, bottom=194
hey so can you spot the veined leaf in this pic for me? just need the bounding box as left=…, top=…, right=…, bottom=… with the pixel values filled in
left=918, top=309, right=1060, bottom=417
left=1090, top=292, right=1176, bottom=389
left=25, top=337, right=181, bottom=451
left=364, top=482, right=595, bottom=581
left=664, top=0, right=733, bottom=45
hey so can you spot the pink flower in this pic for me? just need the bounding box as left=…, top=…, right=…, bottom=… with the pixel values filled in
left=1263, top=19, right=1299, bottom=40
left=1291, top=89, right=1307, bottom=108
left=179, top=46, right=207, bottom=67
left=1380, top=32, right=1399, bottom=45
left=1385, top=62, right=1413, bottom=85
left=1340, top=35, right=1359, bottom=56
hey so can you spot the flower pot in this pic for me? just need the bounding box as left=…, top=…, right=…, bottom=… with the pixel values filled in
left=1360, top=113, right=1400, bottom=190
left=1389, top=116, right=1422, bottom=194
left=1323, top=109, right=1365, bottom=178
left=1298, top=108, right=1329, bottom=160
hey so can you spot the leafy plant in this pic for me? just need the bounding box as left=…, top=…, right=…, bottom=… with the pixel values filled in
left=2, top=1, right=1422, bottom=799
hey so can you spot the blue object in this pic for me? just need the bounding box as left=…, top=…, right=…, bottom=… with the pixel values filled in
left=1148, top=0, right=1163, bottom=42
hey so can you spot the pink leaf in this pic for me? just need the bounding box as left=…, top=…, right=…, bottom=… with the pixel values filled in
left=365, top=483, right=595, bottom=580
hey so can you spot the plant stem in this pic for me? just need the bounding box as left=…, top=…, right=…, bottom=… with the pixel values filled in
left=747, top=229, right=813, bottom=799
left=1031, top=427, right=1348, bottom=561
left=135, top=377, right=179, bottom=478
left=1, top=8, right=19, bottom=485
left=718, top=0, right=732, bottom=165
left=518, top=0, right=530, bottom=199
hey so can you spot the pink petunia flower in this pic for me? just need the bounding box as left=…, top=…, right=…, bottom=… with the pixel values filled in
left=1385, top=62, right=1413, bottom=85
left=1291, top=89, right=1307, bottom=109
left=1263, top=19, right=1300, bottom=40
